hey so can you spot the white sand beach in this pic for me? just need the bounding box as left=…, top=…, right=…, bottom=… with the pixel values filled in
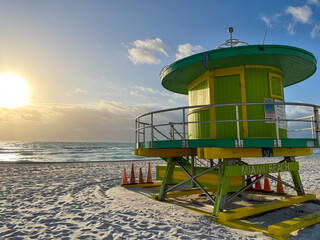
left=1, top=158, right=320, bottom=239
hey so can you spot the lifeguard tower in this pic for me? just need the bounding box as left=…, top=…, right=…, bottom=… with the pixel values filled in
left=134, top=28, right=320, bottom=238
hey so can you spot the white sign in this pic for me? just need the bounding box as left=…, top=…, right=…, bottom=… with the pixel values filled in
left=264, top=98, right=275, bottom=123
left=264, top=98, right=287, bottom=130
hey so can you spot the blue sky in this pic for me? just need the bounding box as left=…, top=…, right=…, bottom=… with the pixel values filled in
left=0, top=0, right=319, bottom=142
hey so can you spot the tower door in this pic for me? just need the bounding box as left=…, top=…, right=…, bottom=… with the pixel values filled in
left=213, top=74, right=243, bottom=139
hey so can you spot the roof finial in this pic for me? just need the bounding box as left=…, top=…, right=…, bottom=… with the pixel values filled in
left=216, top=27, right=248, bottom=49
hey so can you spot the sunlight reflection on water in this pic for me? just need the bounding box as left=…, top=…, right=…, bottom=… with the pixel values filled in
left=0, top=153, right=19, bottom=162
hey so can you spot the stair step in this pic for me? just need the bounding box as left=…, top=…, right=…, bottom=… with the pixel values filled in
left=268, top=210, right=320, bottom=236
left=218, top=194, right=316, bottom=221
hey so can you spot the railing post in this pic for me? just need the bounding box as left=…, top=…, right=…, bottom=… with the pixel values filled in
left=169, top=122, right=172, bottom=140
left=191, top=156, right=195, bottom=188
left=135, top=119, right=138, bottom=149
left=182, top=108, right=186, bottom=147
left=275, top=103, right=280, bottom=147
left=314, top=107, right=320, bottom=147
left=235, top=105, right=241, bottom=147
left=143, top=123, right=146, bottom=142
left=137, top=119, right=140, bottom=149
left=151, top=113, right=154, bottom=148
left=311, top=117, right=314, bottom=139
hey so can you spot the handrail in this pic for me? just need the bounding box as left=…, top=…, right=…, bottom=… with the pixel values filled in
left=135, top=102, right=320, bottom=149
left=135, top=102, right=320, bottom=120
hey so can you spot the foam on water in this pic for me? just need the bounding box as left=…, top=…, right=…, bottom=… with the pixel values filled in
left=0, top=142, right=154, bottom=163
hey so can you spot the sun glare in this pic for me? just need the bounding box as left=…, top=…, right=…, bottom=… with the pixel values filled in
left=0, top=74, right=29, bottom=108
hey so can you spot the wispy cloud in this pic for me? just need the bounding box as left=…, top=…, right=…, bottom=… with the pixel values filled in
left=172, top=93, right=188, bottom=100
left=132, top=85, right=158, bottom=94
left=176, top=43, right=205, bottom=60
left=73, top=88, right=87, bottom=93
left=260, top=3, right=317, bottom=37
left=130, top=90, right=145, bottom=99
left=311, top=22, right=320, bottom=38
left=307, top=0, right=320, bottom=6
left=259, top=13, right=282, bottom=27
left=128, top=38, right=168, bottom=64
left=67, top=88, right=88, bottom=96
left=285, top=5, right=313, bottom=24
left=287, top=22, right=296, bottom=35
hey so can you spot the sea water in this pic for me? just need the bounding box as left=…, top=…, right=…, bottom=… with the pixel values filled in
left=0, top=141, right=319, bottom=163
left=0, top=142, right=156, bottom=163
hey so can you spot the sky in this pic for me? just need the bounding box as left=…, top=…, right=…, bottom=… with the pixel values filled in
left=0, top=0, right=319, bottom=142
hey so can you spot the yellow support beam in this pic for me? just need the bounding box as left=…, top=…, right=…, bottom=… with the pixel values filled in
left=216, top=219, right=268, bottom=233
left=151, top=188, right=216, bottom=199
left=218, top=194, right=316, bottom=221
left=199, top=147, right=313, bottom=159
left=121, top=181, right=163, bottom=188
left=268, top=210, right=320, bottom=236
left=135, top=148, right=197, bottom=157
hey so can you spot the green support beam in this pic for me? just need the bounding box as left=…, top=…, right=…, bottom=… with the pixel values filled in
left=158, top=157, right=176, bottom=201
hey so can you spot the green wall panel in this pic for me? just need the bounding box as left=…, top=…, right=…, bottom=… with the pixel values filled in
left=214, top=75, right=243, bottom=138
left=188, top=109, right=210, bottom=139
left=189, top=80, right=209, bottom=106
left=245, top=68, right=287, bottom=138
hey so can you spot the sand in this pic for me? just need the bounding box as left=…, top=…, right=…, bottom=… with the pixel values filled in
left=0, top=158, right=320, bottom=239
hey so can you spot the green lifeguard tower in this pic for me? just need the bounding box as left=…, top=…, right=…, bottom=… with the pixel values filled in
left=134, top=28, right=320, bottom=238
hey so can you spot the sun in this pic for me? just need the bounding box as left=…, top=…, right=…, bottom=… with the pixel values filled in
left=0, top=73, right=29, bottom=108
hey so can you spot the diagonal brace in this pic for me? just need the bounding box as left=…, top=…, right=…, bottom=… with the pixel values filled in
left=165, top=164, right=220, bottom=193
left=266, top=173, right=298, bottom=191
left=174, top=160, right=216, bottom=205
left=227, top=174, right=265, bottom=202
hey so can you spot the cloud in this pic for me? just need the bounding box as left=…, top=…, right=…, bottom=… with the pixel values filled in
left=285, top=104, right=313, bottom=119
left=285, top=105, right=315, bottom=138
left=132, top=85, right=158, bottom=94
left=285, top=5, right=312, bottom=24
left=172, top=93, right=188, bottom=101
left=128, top=38, right=168, bottom=64
left=261, top=5, right=315, bottom=36
left=73, top=88, right=87, bottom=93
left=259, top=13, right=282, bottom=27
left=0, top=102, right=161, bottom=142
left=311, top=22, right=320, bottom=38
left=307, top=0, right=319, bottom=6
left=130, top=90, right=145, bottom=99
left=287, top=22, right=296, bottom=35
left=67, top=88, right=88, bottom=96
left=161, top=91, right=171, bottom=97
left=176, top=43, right=205, bottom=60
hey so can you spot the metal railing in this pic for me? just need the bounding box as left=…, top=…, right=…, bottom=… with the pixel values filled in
left=135, top=102, right=320, bottom=149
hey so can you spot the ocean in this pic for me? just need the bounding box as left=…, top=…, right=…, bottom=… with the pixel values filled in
left=0, top=141, right=319, bottom=163
left=0, top=142, right=155, bottom=163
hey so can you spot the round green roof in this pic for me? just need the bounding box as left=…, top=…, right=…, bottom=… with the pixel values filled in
left=161, top=45, right=317, bottom=95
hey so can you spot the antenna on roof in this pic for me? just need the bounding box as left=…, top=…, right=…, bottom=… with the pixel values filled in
left=216, top=27, right=249, bottom=49
left=263, top=26, right=268, bottom=45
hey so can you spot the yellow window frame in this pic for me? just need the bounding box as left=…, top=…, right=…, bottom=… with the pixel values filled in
left=269, top=73, right=283, bottom=100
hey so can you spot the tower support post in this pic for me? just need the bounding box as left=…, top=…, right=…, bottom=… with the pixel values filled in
left=158, top=157, right=176, bottom=201
left=286, top=156, right=305, bottom=195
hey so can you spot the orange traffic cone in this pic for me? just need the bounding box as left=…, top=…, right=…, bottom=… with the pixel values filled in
left=263, top=177, right=272, bottom=192
left=122, top=168, right=128, bottom=185
left=276, top=172, right=285, bottom=195
left=255, top=175, right=262, bottom=191
left=130, top=163, right=136, bottom=184
left=146, top=162, right=153, bottom=183
left=139, top=168, right=145, bottom=184
left=246, top=175, right=254, bottom=190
